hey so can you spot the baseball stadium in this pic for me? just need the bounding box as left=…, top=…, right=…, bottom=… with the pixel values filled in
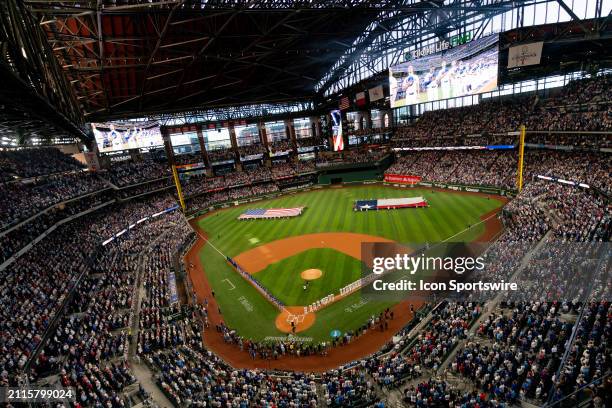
left=0, top=1, right=610, bottom=408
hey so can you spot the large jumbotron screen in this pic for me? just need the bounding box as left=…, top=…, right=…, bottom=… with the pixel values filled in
left=92, top=121, right=164, bottom=153
left=389, top=35, right=499, bottom=108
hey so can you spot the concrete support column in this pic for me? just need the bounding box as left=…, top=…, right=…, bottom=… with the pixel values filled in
left=363, top=110, right=372, bottom=129
left=383, top=109, right=393, bottom=128
left=284, top=118, right=298, bottom=155
left=129, top=148, right=141, bottom=162
left=258, top=122, right=268, bottom=148
left=259, top=122, right=271, bottom=167
left=196, top=126, right=211, bottom=168
left=228, top=122, right=241, bottom=170
left=340, top=110, right=349, bottom=150
left=309, top=116, right=318, bottom=139
left=316, top=117, right=323, bottom=141
left=161, top=128, right=175, bottom=166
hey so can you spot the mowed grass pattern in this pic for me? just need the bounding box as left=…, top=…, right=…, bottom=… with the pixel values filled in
left=195, top=185, right=504, bottom=342
left=255, top=249, right=363, bottom=306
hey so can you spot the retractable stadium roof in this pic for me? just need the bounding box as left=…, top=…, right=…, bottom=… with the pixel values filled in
left=23, top=0, right=398, bottom=121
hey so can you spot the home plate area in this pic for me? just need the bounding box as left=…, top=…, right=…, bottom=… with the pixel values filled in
left=286, top=313, right=306, bottom=324
left=275, top=306, right=316, bottom=333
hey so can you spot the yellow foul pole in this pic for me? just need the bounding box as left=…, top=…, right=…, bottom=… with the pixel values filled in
left=172, top=164, right=186, bottom=211
left=517, top=125, right=526, bottom=192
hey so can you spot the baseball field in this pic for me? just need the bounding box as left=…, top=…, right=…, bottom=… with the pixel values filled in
left=188, top=184, right=505, bottom=346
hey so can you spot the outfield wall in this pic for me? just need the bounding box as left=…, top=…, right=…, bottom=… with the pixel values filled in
left=187, top=179, right=513, bottom=221
left=318, top=168, right=384, bottom=184
left=187, top=183, right=321, bottom=219
left=316, top=155, right=391, bottom=184
left=390, top=180, right=517, bottom=197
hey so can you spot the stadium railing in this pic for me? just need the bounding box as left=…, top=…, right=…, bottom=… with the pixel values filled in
left=544, top=371, right=611, bottom=408
left=22, top=240, right=106, bottom=374
left=0, top=186, right=113, bottom=236
left=112, top=175, right=173, bottom=190
left=116, top=183, right=176, bottom=202
left=0, top=200, right=115, bottom=270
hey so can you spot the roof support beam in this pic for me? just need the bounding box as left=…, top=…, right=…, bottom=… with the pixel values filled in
left=137, top=0, right=184, bottom=111
left=556, top=0, right=589, bottom=33
left=556, top=0, right=582, bottom=21
left=168, top=8, right=243, bottom=101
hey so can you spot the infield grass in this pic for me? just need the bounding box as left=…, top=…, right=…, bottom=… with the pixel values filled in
left=256, top=249, right=363, bottom=306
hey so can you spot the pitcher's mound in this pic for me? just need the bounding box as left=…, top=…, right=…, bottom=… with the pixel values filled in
left=301, top=269, right=323, bottom=280
left=275, top=306, right=316, bottom=333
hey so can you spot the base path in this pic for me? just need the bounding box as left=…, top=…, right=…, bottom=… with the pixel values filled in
left=234, top=232, right=394, bottom=274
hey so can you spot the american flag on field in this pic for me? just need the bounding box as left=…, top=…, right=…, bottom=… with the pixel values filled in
left=238, top=207, right=304, bottom=220
left=339, top=96, right=350, bottom=110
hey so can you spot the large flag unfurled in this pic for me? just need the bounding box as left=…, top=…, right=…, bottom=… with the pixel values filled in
left=339, top=96, right=350, bottom=110
left=331, top=109, right=344, bottom=151
left=354, top=197, right=427, bottom=211
left=368, top=85, right=384, bottom=101
left=356, top=91, right=366, bottom=107
left=238, top=207, right=304, bottom=219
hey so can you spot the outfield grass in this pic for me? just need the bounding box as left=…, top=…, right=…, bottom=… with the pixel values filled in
left=195, top=184, right=503, bottom=342
left=255, top=249, right=363, bottom=306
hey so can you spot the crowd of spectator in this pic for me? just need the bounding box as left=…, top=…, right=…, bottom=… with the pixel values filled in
left=236, top=166, right=270, bottom=183
left=180, top=162, right=316, bottom=204
left=403, top=378, right=506, bottom=407
left=363, top=302, right=479, bottom=389
left=391, top=74, right=611, bottom=147
left=453, top=301, right=573, bottom=404
left=546, top=75, right=612, bottom=107
left=322, top=369, right=379, bottom=406
left=294, top=161, right=316, bottom=174
left=270, top=163, right=297, bottom=179
left=174, top=153, right=205, bottom=166
left=0, top=172, right=108, bottom=230
left=296, top=137, right=320, bottom=148
left=0, top=189, right=114, bottom=264
left=0, top=72, right=610, bottom=408
left=238, top=143, right=266, bottom=157
left=393, top=96, right=533, bottom=143
left=527, top=132, right=611, bottom=149
left=207, top=147, right=236, bottom=163
left=0, top=147, right=84, bottom=181
left=107, top=158, right=171, bottom=187
left=501, top=189, right=551, bottom=243
left=387, top=150, right=517, bottom=189
left=317, top=148, right=389, bottom=167
left=0, top=193, right=181, bottom=387
left=269, top=139, right=293, bottom=153
left=116, top=177, right=174, bottom=199
left=387, top=148, right=611, bottom=196
left=551, top=301, right=610, bottom=405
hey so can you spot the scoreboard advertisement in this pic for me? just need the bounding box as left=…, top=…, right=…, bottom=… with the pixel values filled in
left=390, top=35, right=499, bottom=108
left=92, top=121, right=164, bottom=153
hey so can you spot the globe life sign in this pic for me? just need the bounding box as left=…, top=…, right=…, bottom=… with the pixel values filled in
left=410, top=40, right=451, bottom=59
left=405, top=32, right=473, bottom=61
